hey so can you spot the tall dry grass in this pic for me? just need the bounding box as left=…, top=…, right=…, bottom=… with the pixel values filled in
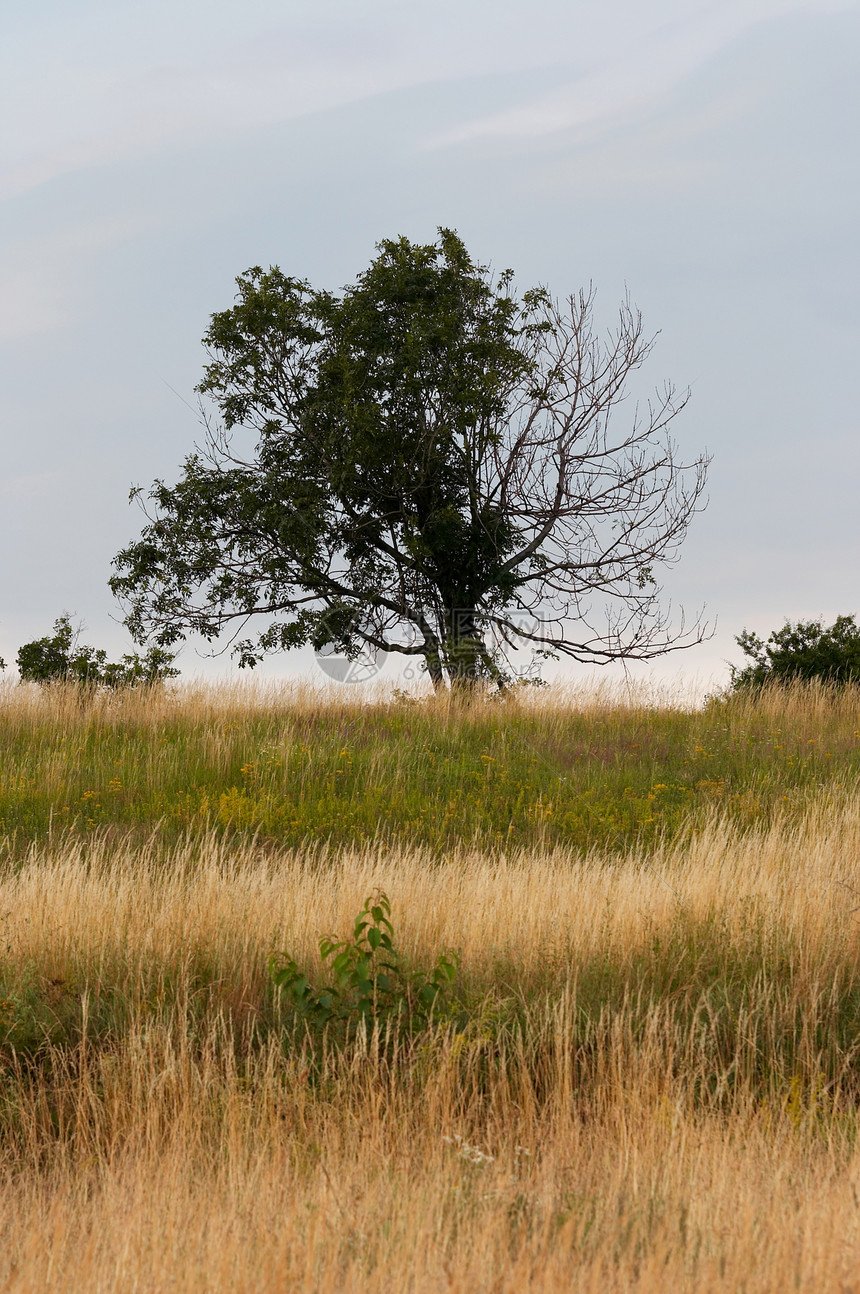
left=1, top=793, right=860, bottom=1288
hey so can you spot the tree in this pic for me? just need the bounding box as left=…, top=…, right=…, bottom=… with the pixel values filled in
left=111, top=230, right=710, bottom=690
left=16, top=614, right=178, bottom=687
left=731, top=615, right=860, bottom=689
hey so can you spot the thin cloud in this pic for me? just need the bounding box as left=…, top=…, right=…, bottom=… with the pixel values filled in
left=5, top=0, right=853, bottom=201
left=425, top=0, right=859, bottom=148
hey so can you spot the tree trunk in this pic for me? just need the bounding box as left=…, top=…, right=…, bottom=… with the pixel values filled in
left=418, top=623, right=446, bottom=692
left=423, top=651, right=446, bottom=691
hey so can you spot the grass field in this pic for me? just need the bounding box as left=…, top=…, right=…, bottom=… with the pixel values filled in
left=2, top=676, right=859, bottom=854
left=2, top=679, right=860, bottom=1290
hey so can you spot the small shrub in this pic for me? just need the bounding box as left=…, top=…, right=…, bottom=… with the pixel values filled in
left=16, top=615, right=178, bottom=688
left=731, top=615, right=860, bottom=689
left=270, top=890, right=458, bottom=1038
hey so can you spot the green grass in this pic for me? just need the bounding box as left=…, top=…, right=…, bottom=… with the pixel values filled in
left=2, top=679, right=859, bottom=854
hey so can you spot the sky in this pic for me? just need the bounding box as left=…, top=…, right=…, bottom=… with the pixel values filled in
left=1, top=0, right=858, bottom=689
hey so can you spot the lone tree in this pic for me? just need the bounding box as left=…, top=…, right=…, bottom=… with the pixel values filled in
left=111, top=230, right=710, bottom=689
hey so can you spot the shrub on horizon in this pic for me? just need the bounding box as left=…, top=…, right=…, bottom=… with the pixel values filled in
left=731, top=614, right=860, bottom=690
left=16, top=614, right=178, bottom=688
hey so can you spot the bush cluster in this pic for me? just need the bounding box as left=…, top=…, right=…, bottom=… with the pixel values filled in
left=732, top=615, right=860, bottom=690
left=4, top=614, right=177, bottom=688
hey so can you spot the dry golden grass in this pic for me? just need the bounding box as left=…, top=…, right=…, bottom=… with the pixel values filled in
left=6, top=667, right=855, bottom=730
left=2, top=787, right=860, bottom=1289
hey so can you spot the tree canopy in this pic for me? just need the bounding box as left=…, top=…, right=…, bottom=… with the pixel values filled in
left=111, top=229, right=710, bottom=688
left=731, top=615, right=860, bottom=689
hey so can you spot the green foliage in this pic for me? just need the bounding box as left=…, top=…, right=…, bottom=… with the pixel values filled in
left=732, top=615, right=860, bottom=689
left=271, top=891, right=457, bottom=1036
left=16, top=615, right=178, bottom=688
left=111, top=233, right=532, bottom=686
left=111, top=229, right=708, bottom=690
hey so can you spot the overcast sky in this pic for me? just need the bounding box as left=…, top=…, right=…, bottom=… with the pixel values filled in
left=1, top=0, right=858, bottom=688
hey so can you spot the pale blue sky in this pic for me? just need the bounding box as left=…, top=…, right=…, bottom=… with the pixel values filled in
left=1, top=0, right=858, bottom=686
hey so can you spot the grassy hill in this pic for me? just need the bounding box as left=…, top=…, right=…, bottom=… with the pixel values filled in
left=2, top=678, right=858, bottom=852
left=1, top=680, right=859, bottom=1290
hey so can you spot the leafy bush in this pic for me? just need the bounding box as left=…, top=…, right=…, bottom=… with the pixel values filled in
left=16, top=615, right=178, bottom=687
left=271, top=890, right=458, bottom=1038
left=731, top=615, right=860, bottom=689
